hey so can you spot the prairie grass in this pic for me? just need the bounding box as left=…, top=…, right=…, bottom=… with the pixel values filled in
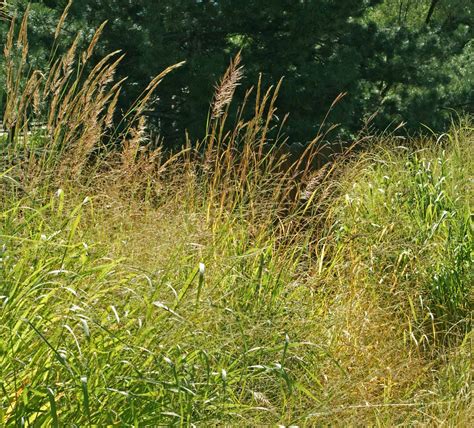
left=0, top=13, right=473, bottom=426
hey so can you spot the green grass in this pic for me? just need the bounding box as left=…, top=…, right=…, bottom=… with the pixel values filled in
left=1, top=123, right=472, bottom=426
left=0, top=14, right=472, bottom=425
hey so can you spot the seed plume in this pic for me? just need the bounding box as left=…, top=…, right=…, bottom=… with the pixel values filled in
left=211, top=51, right=244, bottom=119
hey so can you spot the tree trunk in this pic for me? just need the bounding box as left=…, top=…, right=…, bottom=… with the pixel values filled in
left=425, top=0, right=441, bottom=25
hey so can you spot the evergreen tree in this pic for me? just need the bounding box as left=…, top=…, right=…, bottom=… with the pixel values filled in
left=1, top=0, right=472, bottom=144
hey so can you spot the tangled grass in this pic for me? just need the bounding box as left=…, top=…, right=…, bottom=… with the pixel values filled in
left=0, top=12, right=472, bottom=426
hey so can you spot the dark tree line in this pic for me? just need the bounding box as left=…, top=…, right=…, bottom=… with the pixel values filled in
left=1, top=0, right=473, bottom=145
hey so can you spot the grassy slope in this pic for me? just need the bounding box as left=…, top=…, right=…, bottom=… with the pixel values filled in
left=1, top=124, right=472, bottom=426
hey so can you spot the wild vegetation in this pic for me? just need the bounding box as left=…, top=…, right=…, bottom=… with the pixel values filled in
left=0, top=6, right=473, bottom=427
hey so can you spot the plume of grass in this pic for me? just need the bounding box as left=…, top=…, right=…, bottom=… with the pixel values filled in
left=178, top=59, right=349, bottom=249
left=53, top=0, right=73, bottom=40
left=211, top=51, right=243, bottom=120
left=1, top=10, right=182, bottom=192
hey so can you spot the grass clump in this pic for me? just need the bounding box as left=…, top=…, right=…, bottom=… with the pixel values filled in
left=0, top=13, right=472, bottom=426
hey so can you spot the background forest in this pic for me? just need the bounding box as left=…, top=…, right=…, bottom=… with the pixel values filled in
left=1, top=0, right=473, bottom=144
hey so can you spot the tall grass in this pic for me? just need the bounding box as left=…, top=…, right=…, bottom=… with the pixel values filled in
left=0, top=12, right=472, bottom=426
left=1, top=9, right=183, bottom=191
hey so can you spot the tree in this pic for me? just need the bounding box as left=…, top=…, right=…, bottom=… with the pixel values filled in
left=1, top=0, right=472, bottom=145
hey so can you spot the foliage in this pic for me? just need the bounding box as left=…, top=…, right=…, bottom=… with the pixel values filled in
left=1, top=0, right=472, bottom=145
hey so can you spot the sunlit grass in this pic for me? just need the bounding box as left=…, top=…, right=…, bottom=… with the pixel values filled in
left=0, top=11, right=472, bottom=426
left=1, top=124, right=472, bottom=425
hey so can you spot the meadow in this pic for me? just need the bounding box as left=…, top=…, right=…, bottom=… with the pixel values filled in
left=0, top=12, right=472, bottom=426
